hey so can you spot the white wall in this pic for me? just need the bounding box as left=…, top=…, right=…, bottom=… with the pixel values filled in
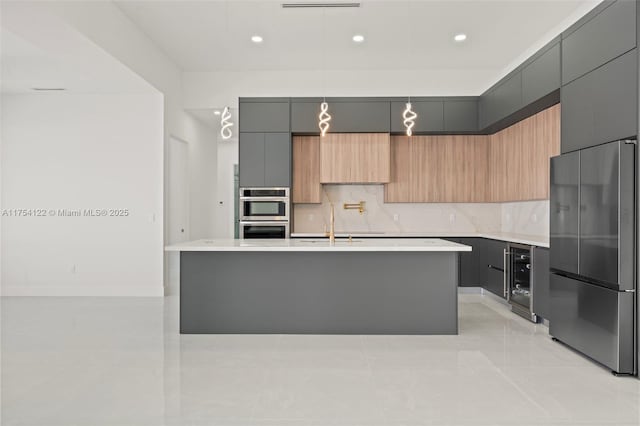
left=166, top=117, right=218, bottom=295
left=215, top=135, right=238, bottom=239
left=183, top=69, right=494, bottom=109
left=7, top=1, right=219, bottom=292
left=51, top=0, right=219, bottom=290
left=184, top=118, right=217, bottom=239
left=1, top=93, right=164, bottom=296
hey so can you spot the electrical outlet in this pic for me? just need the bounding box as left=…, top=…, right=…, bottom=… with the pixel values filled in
left=532, top=213, right=538, bottom=223
left=393, top=214, right=399, bottom=222
left=449, top=213, right=456, bottom=224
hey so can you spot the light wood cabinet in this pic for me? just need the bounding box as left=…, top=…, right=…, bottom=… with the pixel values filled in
left=385, top=135, right=488, bottom=203
left=319, top=133, right=391, bottom=183
left=386, top=104, right=560, bottom=203
left=291, top=105, right=559, bottom=203
left=488, top=104, right=560, bottom=201
left=292, top=136, right=321, bottom=203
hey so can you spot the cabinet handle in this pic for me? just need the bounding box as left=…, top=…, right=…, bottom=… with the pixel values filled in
left=503, top=248, right=508, bottom=297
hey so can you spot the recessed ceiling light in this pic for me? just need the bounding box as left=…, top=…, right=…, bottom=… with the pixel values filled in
left=213, top=110, right=221, bottom=116
left=454, top=33, right=467, bottom=42
left=352, top=34, right=365, bottom=43
left=251, top=35, right=263, bottom=43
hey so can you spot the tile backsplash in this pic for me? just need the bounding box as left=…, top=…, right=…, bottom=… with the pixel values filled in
left=293, top=185, right=548, bottom=237
left=501, top=200, right=549, bottom=236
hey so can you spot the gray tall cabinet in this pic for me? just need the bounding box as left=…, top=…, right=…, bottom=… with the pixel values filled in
left=554, top=0, right=640, bottom=369
left=479, top=37, right=561, bottom=131
left=560, top=0, right=638, bottom=153
left=239, top=99, right=291, bottom=188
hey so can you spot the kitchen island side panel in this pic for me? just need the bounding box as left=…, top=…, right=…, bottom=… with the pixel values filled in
left=180, top=251, right=458, bottom=334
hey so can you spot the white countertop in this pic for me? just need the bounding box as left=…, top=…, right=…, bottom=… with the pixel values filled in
left=290, top=231, right=549, bottom=248
left=165, top=238, right=472, bottom=252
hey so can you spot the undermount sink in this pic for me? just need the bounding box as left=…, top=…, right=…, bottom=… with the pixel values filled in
left=299, top=239, right=363, bottom=243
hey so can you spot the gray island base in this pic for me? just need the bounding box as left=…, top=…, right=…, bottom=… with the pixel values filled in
left=173, top=239, right=467, bottom=335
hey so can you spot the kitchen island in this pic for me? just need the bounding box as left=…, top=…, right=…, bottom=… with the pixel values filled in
left=166, top=238, right=471, bottom=335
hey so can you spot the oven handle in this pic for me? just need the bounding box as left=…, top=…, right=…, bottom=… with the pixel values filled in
left=240, top=197, right=289, bottom=202
left=240, top=221, right=289, bottom=225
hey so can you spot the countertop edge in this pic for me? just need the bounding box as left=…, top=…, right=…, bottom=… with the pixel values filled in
left=165, top=238, right=472, bottom=252
left=289, top=232, right=549, bottom=248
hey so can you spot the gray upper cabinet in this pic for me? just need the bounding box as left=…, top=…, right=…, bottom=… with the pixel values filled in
left=291, top=100, right=390, bottom=133
left=522, top=42, right=561, bottom=105
left=264, top=133, right=291, bottom=187
left=239, top=133, right=266, bottom=187
left=478, top=91, right=494, bottom=130
left=390, top=100, right=443, bottom=133
left=291, top=101, right=320, bottom=133
left=479, top=72, right=523, bottom=130
left=329, top=101, right=390, bottom=133
left=561, top=0, right=636, bottom=85
left=443, top=100, right=478, bottom=132
left=493, top=73, right=523, bottom=123
left=239, top=132, right=291, bottom=187
left=239, top=100, right=290, bottom=132
left=561, top=49, right=637, bottom=153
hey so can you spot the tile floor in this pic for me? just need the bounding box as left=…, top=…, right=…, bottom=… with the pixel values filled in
left=1, top=294, right=639, bottom=426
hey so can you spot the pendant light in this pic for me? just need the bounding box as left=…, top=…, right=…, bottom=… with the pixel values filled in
left=218, top=4, right=234, bottom=140
left=318, top=7, right=331, bottom=137
left=220, top=106, right=234, bottom=140
left=403, top=98, right=417, bottom=136
left=319, top=98, right=331, bottom=137
left=402, top=2, right=418, bottom=137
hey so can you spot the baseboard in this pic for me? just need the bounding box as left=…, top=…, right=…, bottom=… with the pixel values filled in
left=458, top=286, right=483, bottom=294
left=478, top=288, right=511, bottom=306
left=0, top=285, right=164, bottom=297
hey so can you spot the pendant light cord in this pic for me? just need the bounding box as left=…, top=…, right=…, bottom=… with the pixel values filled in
left=322, top=6, right=327, bottom=99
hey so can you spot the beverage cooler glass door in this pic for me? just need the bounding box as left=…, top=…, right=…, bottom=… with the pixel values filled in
left=509, top=246, right=532, bottom=310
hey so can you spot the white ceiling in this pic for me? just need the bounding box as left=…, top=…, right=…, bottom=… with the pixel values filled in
left=115, top=0, right=600, bottom=79
left=186, top=108, right=224, bottom=130
left=0, top=2, right=156, bottom=94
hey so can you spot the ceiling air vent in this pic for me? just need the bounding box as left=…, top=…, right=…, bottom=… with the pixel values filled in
left=282, top=2, right=360, bottom=8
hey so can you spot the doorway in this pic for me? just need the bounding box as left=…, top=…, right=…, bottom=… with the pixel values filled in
left=168, top=136, right=189, bottom=295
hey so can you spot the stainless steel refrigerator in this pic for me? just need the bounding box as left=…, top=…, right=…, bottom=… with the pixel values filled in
left=550, top=140, right=636, bottom=375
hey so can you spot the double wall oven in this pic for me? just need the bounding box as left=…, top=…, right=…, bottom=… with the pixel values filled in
left=239, top=188, right=290, bottom=239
